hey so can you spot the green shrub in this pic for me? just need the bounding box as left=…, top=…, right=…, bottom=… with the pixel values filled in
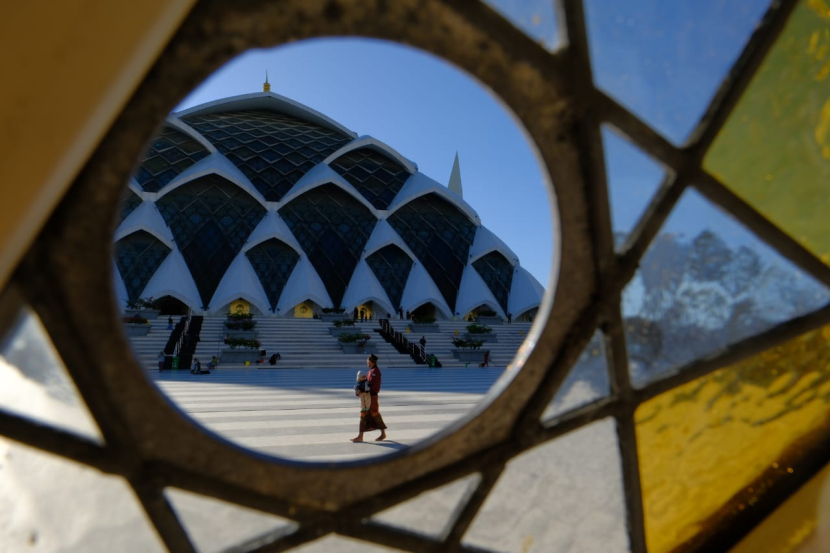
left=466, top=323, right=492, bottom=334
left=123, top=315, right=149, bottom=325
left=227, top=312, right=254, bottom=321
left=224, top=319, right=256, bottom=330
left=452, top=338, right=484, bottom=349
left=125, top=297, right=159, bottom=309
left=411, top=316, right=436, bottom=324
left=225, top=337, right=261, bottom=349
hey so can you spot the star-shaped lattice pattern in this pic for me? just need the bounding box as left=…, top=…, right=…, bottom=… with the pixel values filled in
left=114, top=230, right=171, bottom=301
left=134, top=126, right=210, bottom=192
left=155, top=174, right=266, bottom=306
left=388, top=193, right=477, bottom=311
left=245, top=239, right=301, bottom=311
left=183, top=110, right=352, bottom=201
left=472, top=251, right=514, bottom=314
left=279, top=184, right=377, bottom=307
left=365, top=244, right=414, bottom=309
left=329, top=147, right=410, bottom=209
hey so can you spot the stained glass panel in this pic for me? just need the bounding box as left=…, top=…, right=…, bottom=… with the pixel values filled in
left=364, top=245, right=414, bottom=310
left=387, top=194, right=478, bottom=311
left=279, top=184, right=377, bottom=307
left=586, top=0, right=772, bottom=144
left=463, top=419, right=629, bottom=552
left=245, top=239, right=301, bottom=312
left=542, top=330, right=609, bottom=422
left=165, top=487, right=297, bottom=552
left=705, top=0, right=830, bottom=264
left=483, top=0, right=559, bottom=50
left=730, top=462, right=830, bottom=553
left=290, top=536, right=398, bottom=552
left=156, top=174, right=266, bottom=307
left=636, top=323, right=830, bottom=552
left=0, top=437, right=162, bottom=551
left=184, top=110, right=351, bottom=201
left=602, top=125, right=665, bottom=247
left=114, top=230, right=172, bottom=302
left=133, top=125, right=209, bottom=192
left=623, top=189, right=830, bottom=387
left=371, top=474, right=480, bottom=540
left=0, top=306, right=102, bottom=443
left=328, top=147, right=410, bottom=210
left=471, top=251, right=514, bottom=314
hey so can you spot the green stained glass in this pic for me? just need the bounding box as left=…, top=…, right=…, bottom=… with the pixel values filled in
left=636, top=323, right=830, bottom=552
left=705, top=0, right=830, bottom=263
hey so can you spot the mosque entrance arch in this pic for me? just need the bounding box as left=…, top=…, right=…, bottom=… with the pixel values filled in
left=156, top=295, right=189, bottom=315
left=410, top=303, right=439, bottom=321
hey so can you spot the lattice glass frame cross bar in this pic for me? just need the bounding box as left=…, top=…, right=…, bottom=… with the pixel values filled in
left=1, top=0, right=827, bottom=552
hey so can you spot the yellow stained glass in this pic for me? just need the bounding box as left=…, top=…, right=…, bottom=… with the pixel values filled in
left=704, top=0, right=830, bottom=263
left=731, top=462, right=830, bottom=553
left=636, top=323, right=830, bottom=553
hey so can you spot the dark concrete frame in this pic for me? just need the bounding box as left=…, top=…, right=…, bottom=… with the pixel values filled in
left=2, top=0, right=827, bottom=551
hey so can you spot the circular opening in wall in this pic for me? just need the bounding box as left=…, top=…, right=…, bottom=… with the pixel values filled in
left=115, top=37, right=558, bottom=463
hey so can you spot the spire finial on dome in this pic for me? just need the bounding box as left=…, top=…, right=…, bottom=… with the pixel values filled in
left=448, top=151, right=463, bottom=198
left=263, top=70, right=271, bottom=92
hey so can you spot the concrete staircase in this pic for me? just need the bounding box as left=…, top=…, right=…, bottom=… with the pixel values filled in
left=125, top=314, right=174, bottom=370
left=127, top=316, right=533, bottom=371
left=384, top=320, right=532, bottom=368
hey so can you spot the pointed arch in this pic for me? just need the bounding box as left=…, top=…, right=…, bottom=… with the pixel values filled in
left=328, top=145, right=413, bottom=210
left=155, top=173, right=267, bottom=307
left=388, top=192, right=478, bottom=311
left=279, top=183, right=378, bottom=307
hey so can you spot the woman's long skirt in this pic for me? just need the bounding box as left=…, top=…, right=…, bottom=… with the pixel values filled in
left=359, top=395, right=387, bottom=432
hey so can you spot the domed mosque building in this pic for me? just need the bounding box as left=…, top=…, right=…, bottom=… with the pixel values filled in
left=114, top=82, right=544, bottom=322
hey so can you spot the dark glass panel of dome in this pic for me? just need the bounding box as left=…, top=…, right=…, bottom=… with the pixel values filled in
left=279, top=184, right=377, bottom=307
left=365, top=245, right=414, bottom=309
left=329, top=148, right=410, bottom=210
left=183, top=111, right=352, bottom=202
left=134, top=126, right=209, bottom=192
left=387, top=194, right=477, bottom=311
left=245, top=239, right=300, bottom=311
left=156, top=174, right=266, bottom=307
left=114, top=230, right=171, bottom=301
left=472, top=251, right=514, bottom=314
left=120, top=189, right=142, bottom=224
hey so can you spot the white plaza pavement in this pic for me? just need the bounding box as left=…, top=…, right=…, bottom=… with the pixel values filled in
left=151, top=367, right=505, bottom=462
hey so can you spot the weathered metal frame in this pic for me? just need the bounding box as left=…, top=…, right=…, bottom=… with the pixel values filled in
left=1, top=0, right=827, bottom=551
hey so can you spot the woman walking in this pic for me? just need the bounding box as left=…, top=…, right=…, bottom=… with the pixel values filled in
left=351, top=354, right=388, bottom=442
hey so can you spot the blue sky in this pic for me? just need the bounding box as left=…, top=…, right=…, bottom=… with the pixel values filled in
left=174, top=0, right=774, bottom=292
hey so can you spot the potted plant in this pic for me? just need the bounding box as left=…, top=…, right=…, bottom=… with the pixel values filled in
left=473, top=307, right=503, bottom=325
left=472, top=308, right=502, bottom=325
left=320, top=307, right=348, bottom=322
left=450, top=338, right=490, bottom=363
left=338, top=333, right=377, bottom=354
left=329, top=318, right=357, bottom=337
left=224, top=312, right=258, bottom=339
left=220, top=337, right=262, bottom=363
left=123, top=314, right=151, bottom=336
left=465, top=322, right=498, bottom=343
left=408, top=316, right=439, bottom=333
left=124, top=297, right=161, bottom=319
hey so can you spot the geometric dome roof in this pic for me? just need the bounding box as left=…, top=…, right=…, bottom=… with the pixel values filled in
left=114, top=91, right=544, bottom=317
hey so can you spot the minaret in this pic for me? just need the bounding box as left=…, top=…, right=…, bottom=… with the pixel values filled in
left=448, top=152, right=463, bottom=198
left=263, top=71, right=271, bottom=92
